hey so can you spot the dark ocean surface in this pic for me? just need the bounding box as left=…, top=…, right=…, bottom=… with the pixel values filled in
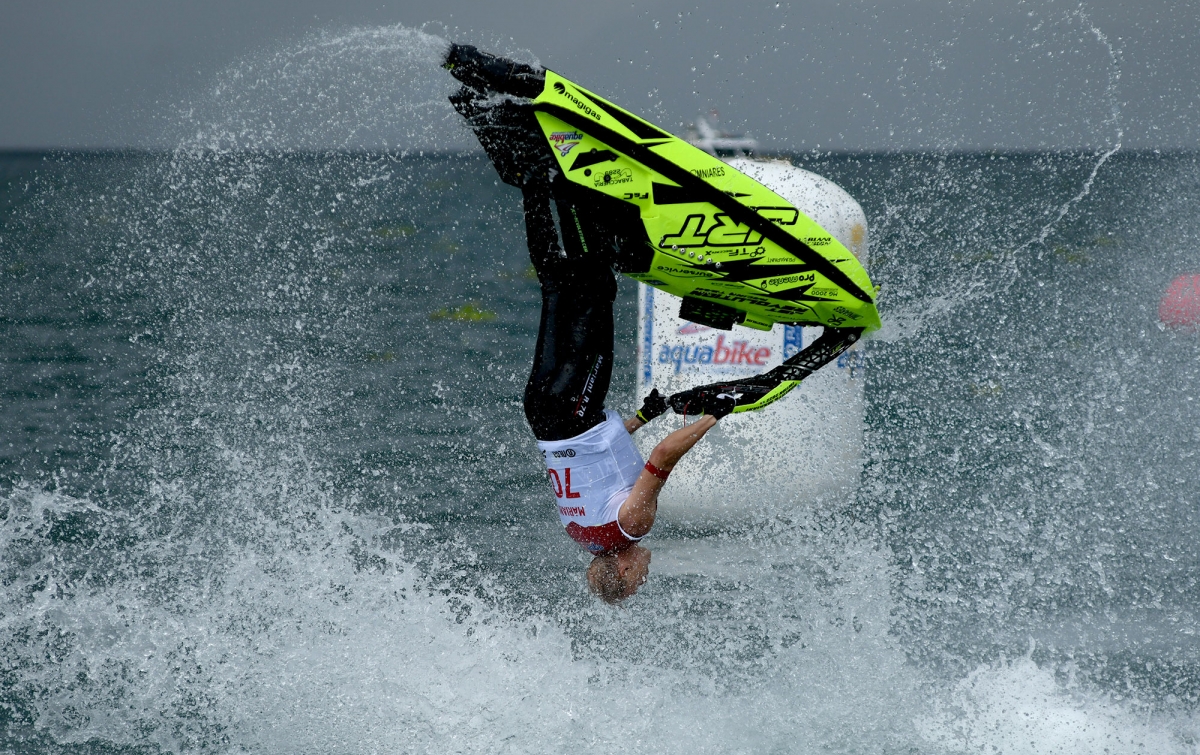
left=4, top=28, right=1200, bottom=755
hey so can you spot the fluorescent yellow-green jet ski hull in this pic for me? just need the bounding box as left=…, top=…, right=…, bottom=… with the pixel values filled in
left=528, top=71, right=880, bottom=333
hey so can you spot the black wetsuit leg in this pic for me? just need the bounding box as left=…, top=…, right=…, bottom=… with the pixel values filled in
left=445, top=60, right=621, bottom=440
left=521, top=182, right=618, bottom=442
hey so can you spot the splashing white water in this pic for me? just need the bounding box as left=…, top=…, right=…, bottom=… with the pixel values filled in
left=873, top=6, right=1126, bottom=342
left=1, top=476, right=928, bottom=753
left=917, top=654, right=1199, bottom=754
left=6, top=478, right=1198, bottom=753
left=173, top=26, right=460, bottom=153
left=1025, top=10, right=1124, bottom=261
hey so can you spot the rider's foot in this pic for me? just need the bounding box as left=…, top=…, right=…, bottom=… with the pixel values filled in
left=444, top=44, right=545, bottom=99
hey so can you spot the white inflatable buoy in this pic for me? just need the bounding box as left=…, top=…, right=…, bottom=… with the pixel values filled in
left=634, top=159, right=869, bottom=524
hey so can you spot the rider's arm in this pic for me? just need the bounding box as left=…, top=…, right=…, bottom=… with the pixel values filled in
left=618, top=416, right=718, bottom=537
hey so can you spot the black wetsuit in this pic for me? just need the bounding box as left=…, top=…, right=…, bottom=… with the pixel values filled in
left=520, top=181, right=617, bottom=442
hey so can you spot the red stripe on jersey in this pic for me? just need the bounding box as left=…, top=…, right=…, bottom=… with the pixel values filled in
left=565, top=520, right=637, bottom=556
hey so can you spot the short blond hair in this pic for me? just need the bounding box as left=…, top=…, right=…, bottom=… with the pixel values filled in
left=587, top=555, right=628, bottom=604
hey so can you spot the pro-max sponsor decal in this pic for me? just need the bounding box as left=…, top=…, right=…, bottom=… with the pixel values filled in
left=764, top=272, right=817, bottom=288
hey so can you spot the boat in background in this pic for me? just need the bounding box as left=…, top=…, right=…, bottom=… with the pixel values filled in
left=685, top=110, right=759, bottom=157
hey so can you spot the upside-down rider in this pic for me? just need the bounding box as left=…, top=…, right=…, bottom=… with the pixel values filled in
left=444, top=44, right=864, bottom=602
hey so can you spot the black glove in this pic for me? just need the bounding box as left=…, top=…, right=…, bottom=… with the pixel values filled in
left=635, top=389, right=668, bottom=423
left=707, top=393, right=736, bottom=419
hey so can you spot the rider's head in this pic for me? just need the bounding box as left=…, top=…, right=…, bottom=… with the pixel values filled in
left=587, top=545, right=652, bottom=603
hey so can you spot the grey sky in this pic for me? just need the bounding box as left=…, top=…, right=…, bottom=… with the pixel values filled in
left=1, top=0, right=1196, bottom=150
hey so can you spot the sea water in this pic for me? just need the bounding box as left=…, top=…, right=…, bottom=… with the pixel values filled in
left=3, top=26, right=1200, bottom=755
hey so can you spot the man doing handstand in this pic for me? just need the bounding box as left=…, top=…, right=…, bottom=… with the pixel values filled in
left=444, top=44, right=857, bottom=602
left=522, top=175, right=728, bottom=602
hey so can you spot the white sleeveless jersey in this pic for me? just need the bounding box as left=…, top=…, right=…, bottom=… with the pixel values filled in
left=537, top=410, right=645, bottom=547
